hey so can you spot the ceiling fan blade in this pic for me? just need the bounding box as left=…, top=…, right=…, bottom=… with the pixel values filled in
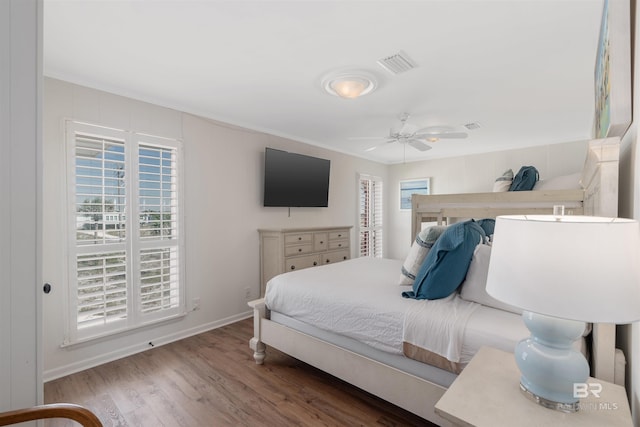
left=407, top=139, right=432, bottom=151
left=399, top=122, right=418, bottom=135
left=437, top=132, right=468, bottom=139
left=416, top=125, right=455, bottom=133
left=364, top=141, right=390, bottom=152
left=414, top=132, right=468, bottom=139
left=352, top=114, right=470, bottom=151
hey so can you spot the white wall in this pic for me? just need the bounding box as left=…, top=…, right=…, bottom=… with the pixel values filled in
left=0, top=0, right=42, bottom=411
left=385, top=140, right=588, bottom=260
left=42, top=78, right=387, bottom=380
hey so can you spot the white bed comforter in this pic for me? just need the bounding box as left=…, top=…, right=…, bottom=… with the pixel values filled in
left=265, top=257, right=410, bottom=354
left=264, top=257, right=479, bottom=363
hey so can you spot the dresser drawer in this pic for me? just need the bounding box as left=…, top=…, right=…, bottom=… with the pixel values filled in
left=285, top=243, right=313, bottom=256
left=313, top=232, right=328, bottom=251
left=285, top=233, right=313, bottom=245
left=329, top=230, right=348, bottom=240
left=328, top=239, right=349, bottom=250
left=285, top=254, right=321, bottom=272
left=322, top=249, right=350, bottom=265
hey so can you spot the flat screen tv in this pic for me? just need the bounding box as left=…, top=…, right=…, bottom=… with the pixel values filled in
left=263, top=148, right=330, bottom=207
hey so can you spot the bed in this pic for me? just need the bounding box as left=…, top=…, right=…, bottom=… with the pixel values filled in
left=249, top=136, right=621, bottom=425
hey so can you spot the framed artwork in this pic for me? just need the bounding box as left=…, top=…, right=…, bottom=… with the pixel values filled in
left=593, top=0, right=631, bottom=138
left=400, top=178, right=430, bottom=210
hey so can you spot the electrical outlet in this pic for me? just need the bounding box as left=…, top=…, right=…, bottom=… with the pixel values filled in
left=244, top=287, right=251, bottom=300
left=192, top=297, right=200, bottom=311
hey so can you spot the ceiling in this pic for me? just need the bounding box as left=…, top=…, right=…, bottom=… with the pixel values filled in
left=43, top=0, right=605, bottom=164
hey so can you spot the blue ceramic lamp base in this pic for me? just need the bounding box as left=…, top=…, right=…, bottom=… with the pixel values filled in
left=515, top=311, right=590, bottom=413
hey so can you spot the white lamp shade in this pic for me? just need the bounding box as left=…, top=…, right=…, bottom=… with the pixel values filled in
left=486, top=215, right=640, bottom=323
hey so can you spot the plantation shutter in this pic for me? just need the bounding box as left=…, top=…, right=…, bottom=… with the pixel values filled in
left=67, top=121, right=184, bottom=343
left=72, top=127, right=129, bottom=334
left=136, top=137, right=182, bottom=318
left=358, top=174, right=383, bottom=257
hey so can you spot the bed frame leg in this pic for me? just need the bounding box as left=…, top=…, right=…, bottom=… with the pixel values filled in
left=248, top=298, right=267, bottom=365
left=250, top=337, right=266, bottom=365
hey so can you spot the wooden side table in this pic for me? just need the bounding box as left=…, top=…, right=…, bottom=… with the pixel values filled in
left=435, top=346, right=632, bottom=427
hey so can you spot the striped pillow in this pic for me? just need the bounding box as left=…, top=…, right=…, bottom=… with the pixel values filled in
left=399, top=225, right=447, bottom=285
left=493, top=169, right=513, bottom=192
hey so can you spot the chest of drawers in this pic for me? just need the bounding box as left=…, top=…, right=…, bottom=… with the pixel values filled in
left=258, top=226, right=352, bottom=296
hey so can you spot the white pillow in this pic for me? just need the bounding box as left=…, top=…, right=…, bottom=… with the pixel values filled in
left=398, top=225, right=447, bottom=286
left=493, top=169, right=513, bottom=192
left=533, top=172, right=582, bottom=191
left=459, top=244, right=522, bottom=315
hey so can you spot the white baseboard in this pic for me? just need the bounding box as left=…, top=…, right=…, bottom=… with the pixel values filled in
left=43, top=310, right=252, bottom=382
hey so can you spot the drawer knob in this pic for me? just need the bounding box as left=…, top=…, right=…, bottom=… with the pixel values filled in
left=343, top=256, right=347, bottom=260
left=298, top=248, right=302, bottom=252
left=338, top=234, right=342, bottom=237
left=326, top=259, right=330, bottom=263
left=320, top=241, right=324, bottom=244
left=338, top=243, right=342, bottom=247
left=291, top=265, right=296, bottom=270
left=298, top=237, right=302, bottom=240
left=313, top=261, right=317, bottom=266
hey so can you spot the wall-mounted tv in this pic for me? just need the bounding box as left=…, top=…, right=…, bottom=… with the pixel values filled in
left=263, top=148, right=330, bottom=207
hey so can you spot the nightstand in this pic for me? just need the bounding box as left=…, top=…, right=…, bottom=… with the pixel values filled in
left=435, top=346, right=632, bottom=427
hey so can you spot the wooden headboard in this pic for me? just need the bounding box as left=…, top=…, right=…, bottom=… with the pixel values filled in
left=409, top=136, right=621, bottom=384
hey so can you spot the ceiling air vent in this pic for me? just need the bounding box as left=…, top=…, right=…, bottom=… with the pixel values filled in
left=464, top=122, right=481, bottom=130
left=377, top=50, right=417, bottom=74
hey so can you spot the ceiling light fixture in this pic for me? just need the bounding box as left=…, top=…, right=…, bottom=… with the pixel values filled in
left=322, top=70, right=377, bottom=99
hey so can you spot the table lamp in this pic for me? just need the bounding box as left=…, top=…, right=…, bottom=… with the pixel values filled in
left=485, top=213, right=640, bottom=412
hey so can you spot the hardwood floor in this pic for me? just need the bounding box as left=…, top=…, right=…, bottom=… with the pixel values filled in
left=44, top=318, right=436, bottom=426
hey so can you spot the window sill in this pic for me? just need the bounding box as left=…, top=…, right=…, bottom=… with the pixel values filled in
left=60, top=311, right=187, bottom=349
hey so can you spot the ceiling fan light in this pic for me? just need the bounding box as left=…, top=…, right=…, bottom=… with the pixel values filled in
left=427, top=137, right=439, bottom=143
left=322, top=70, right=377, bottom=99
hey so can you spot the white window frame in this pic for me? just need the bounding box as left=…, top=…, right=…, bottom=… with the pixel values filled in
left=64, top=121, right=185, bottom=344
left=358, top=173, right=383, bottom=258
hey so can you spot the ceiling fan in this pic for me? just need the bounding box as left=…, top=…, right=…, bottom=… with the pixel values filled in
left=350, top=113, right=468, bottom=152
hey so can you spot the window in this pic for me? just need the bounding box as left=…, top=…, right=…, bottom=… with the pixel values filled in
left=66, top=121, right=184, bottom=343
left=358, top=174, right=383, bottom=258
